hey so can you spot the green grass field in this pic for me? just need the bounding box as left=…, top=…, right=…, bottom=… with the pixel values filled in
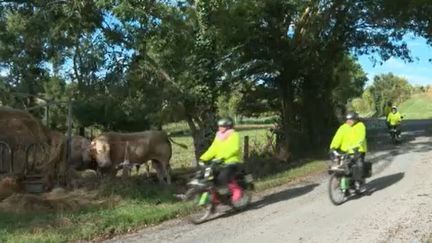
left=398, top=94, right=432, bottom=119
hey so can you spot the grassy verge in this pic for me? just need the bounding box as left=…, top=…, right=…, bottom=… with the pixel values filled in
left=399, top=94, right=432, bottom=119
left=0, top=160, right=326, bottom=243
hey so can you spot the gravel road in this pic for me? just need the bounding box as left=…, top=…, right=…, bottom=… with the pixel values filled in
left=107, top=120, right=432, bottom=243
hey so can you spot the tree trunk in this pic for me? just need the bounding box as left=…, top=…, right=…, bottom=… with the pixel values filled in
left=275, top=77, right=293, bottom=161
left=185, top=108, right=217, bottom=167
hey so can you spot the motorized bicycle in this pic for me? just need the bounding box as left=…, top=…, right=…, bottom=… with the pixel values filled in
left=327, top=150, right=368, bottom=205
left=389, top=125, right=401, bottom=144
left=181, top=160, right=254, bottom=224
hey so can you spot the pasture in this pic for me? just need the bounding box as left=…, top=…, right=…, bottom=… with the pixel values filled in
left=398, top=94, right=432, bottom=120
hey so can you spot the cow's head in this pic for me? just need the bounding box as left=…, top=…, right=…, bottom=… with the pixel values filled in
left=72, top=139, right=94, bottom=170
left=90, top=138, right=112, bottom=168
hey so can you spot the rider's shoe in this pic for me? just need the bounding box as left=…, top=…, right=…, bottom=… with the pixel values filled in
left=359, top=185, right=367, bottom=193
left=232, top=194, right=249, bottom=208
left=355, top=180, right=367, bottom=193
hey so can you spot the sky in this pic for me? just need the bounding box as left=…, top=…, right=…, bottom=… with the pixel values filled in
left=358, top=34, right=432, bottom=86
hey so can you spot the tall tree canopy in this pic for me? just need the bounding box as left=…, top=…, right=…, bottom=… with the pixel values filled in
left=1, top=0, right=432, bottom=162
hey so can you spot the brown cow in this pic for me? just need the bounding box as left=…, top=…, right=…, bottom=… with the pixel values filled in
left=90, top=131, right=176, bottom=184
left=69, top=135, right=94, bottom=171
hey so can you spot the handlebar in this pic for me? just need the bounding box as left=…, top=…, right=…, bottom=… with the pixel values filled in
left=200, top=159, right=224, bottom=165
left=331, top=150, right=341, bottom=156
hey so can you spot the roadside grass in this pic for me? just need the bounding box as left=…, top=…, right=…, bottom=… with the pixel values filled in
left=0, top=159, right=326, bottom=243
left=399, top=94, right=432, bottom=120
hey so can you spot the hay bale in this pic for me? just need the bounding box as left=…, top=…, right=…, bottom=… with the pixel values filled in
left=0, top=107, right=49, bottom=174
left=0, top=107, right=49, bottom=148
left=0, top=108, right=68, bottom=190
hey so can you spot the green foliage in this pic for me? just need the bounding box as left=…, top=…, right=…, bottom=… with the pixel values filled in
left=351, top=73, right=413, bottom=117
left=217, top=89, right=243, bottom=119
left=1, top=0, right=432, bottom=159
left=332, top=56, right=368, bottom=106
left=73, top=92, right=153, bottom=132
left=369, top=73, right=413, bottom=116
left=351, top=88, right=376, bottom=116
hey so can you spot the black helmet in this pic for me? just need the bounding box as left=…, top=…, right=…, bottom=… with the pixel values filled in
left=345, top=112, right=359, bottom=121
left=217, top=117, right=234, bottom=128
left=387, top=101, right=393, bottom=106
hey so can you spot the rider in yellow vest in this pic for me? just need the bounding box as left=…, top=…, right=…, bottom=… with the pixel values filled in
left=387, top=106, right=403, bottom=126
left=200, top=117, right=243, bottom=204
left=387, top=106, right=403, bottom=137
left=330, top=112, right=367, bottom=192
left=384, top=101, right=393, bottom=128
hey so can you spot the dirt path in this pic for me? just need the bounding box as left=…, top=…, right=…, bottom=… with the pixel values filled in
left=107, top=120, right=432, bottom=243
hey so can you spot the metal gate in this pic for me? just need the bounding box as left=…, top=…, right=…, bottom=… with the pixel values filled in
left=25, top=142, right=48, bottom=177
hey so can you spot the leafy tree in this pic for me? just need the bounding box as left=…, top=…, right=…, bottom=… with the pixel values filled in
left=351, top=88, right=376, bottom=116
left=332, top=56, right=368, bottom=108
left=1, top=0, right=432, bottom=163
left=369, top=73, right=413, bottom=115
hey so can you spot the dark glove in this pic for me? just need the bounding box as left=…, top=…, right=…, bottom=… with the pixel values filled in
left=353, top=148, right=361, bottom=160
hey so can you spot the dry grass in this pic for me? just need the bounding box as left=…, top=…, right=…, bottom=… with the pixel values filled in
left=0, top=186, right=117, bottom=214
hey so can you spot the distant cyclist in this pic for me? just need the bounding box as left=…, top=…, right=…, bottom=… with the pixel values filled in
left=387, top=106, right=403, bottom=137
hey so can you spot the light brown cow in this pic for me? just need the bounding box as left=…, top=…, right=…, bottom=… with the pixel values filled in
left=90, top=131, right=175, bottom=184
left=69, top=135, right=93, bottom=171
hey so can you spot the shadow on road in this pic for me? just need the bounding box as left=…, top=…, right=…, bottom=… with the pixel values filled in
left=201, top=183, right=320, bottom=223
left=365, top=172, right=405, bottom=196
left=249, top=183, right=320, bottom=210
left=343, top=172, right=405, bottom=204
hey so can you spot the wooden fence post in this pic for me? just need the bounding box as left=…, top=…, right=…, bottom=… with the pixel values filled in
left=243, top=136, right=249, bottom=161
